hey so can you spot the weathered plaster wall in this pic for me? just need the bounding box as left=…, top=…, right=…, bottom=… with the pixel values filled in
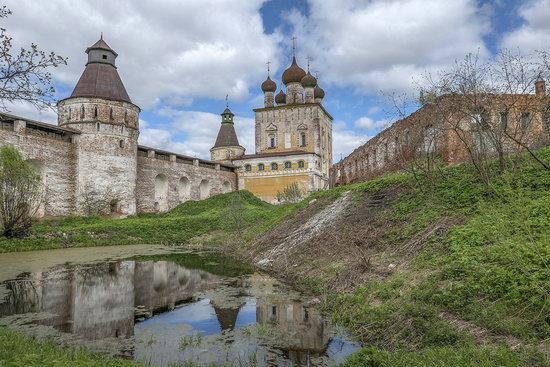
left=0, top=119, right=77, bottom=216
left=136, top=150, right=237, bottom=213
left=332, top=94, right=550, bottom=187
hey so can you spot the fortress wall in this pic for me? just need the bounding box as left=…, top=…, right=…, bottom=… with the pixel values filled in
left=136, top=150, right=237, bottom=213
left=331, top=95, right=550, bottom=187
left=0, top=118, right=77, bottom=216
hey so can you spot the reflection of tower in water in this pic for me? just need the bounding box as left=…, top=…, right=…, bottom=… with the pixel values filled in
left=252, top=274, right=331, bottom=365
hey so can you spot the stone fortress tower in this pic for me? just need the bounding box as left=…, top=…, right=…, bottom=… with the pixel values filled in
left=57, top=36, right=140, bottom=215
left=210, top=103, right=245, bottom=164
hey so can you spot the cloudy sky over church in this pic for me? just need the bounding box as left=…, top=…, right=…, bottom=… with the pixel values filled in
left=3, top=0, right=549, bottom=161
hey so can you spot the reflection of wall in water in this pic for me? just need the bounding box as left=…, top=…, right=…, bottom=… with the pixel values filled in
left=134, top=261, right=218, bottom=315
left=0, top=260, right=219, bottom=341
left=252, top=274, right=331, bottom=363
left=73, top=262, right=135, bottom=339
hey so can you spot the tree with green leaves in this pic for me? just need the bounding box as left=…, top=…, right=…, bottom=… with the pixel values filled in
left=0, top=145, right=42, bottom=237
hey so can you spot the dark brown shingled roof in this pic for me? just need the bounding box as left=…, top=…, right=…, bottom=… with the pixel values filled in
left=212, top=123, right=242, bottom=148
left=86, top=39, right=118, bottom=56
left=70, top=62, right=132, bottom=103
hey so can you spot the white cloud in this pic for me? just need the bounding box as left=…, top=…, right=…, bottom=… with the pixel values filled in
left=354, top=116, right=390, bottom=131
left=332, top=120, right=371, bottom=162
left=138, top=108, right=255, bottom=159
left=3, top=0, right=282, bottom=110
left=286, top=0, right=490, bottom=95
left=501, top=0, right=550, bottom=53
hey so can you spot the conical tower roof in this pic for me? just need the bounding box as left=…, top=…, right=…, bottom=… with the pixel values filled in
left=212, top=107, right=242, bottom=148
left=70, top=37, right=132, bottom=103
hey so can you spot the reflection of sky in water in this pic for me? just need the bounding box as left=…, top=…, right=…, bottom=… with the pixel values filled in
left=138, top=298, right=220, bottom=335
left=137, top=297, right=258, bottom=336
left=234, top=298, right=257, bottom=328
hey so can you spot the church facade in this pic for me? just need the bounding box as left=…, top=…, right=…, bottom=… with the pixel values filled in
left=0, top=37, right=334, bottom=217
left=210, top=54, right=333, bottom=203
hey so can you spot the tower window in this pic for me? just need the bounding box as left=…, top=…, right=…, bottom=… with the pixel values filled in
left=119, top=140, right=124, bottom=148
left=94, top=106, right=98, bottom=118
left=284, top=161, right=291, bottom=169
left=102, top=54, right=108, bottom=60
left=300, top=132, right=307, bottom=146
left=271, top=162, right=278, bottom=170
left=244, top=164, right=251, bottom=172
left=268, top=133, right=277, bottom=148
left=298, top=160, right=305, bottom=169
left=96, top=123, right=100, bottom=131
left=110, top=108, right=113, bottom=120
left=258, top=163, right=265, bottom=171
left=80, top=105, right=85, bottom=119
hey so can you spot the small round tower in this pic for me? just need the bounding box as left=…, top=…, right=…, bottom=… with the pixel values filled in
left=57, top=36, right=140, bottom=216
left=210, top=106, right=245, bottom=163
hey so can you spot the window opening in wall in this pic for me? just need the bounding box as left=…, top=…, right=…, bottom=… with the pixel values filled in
left=102, top=54, right=108, bottom=60
left=384, top=142, right=389, bottom=162
left=119, top=140, right=124, bottom=148
left=81, top=105, right=85, bottom=119
left=300, top=132, right=306, bottom=146
left=124, top=111, right=128, bottom=123
left=110, top=200, right=119, bottom=214
left=268, top=134, right=276, bottom=148
left=258, top=163, right=265, bottom=171
left=244, top=164, right=251, bottom=172
left=499, top=111, right=508, bottom=130
left=544, top=106, right=550, bottom=133
left=298, top=160, right=305, bottom=168
left=271, top=162, right=278, bottom=170
left=284, top=161, right=291, bottom=169
left=94, top=106, right=98, bottom=118
left=109, top=108, right=113, bottom=120
left=521, top=112, right=532, bottom=132
left=96, top=123, right=100, bottom=131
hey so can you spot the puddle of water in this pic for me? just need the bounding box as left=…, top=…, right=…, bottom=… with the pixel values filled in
left=0, top=251, right=360, bottom=366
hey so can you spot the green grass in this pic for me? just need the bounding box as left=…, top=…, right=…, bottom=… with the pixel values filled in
left=0, top=190, right=296, bottom=253
left=326, top=149, right=550, bottom=365
left=1, top=149, right=550, bottom=366
left=0, top=327, right=137, bottom=367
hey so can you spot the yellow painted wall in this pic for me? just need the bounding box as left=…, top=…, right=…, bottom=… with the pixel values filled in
left=244, top=174, right=309, bottom=202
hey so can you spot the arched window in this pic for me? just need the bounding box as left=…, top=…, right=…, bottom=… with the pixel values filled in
left=96, top=123, right=100, bottom=131
left=258, top=163, right=265, bottom=171
left=80, top=105, right=85, bottom=119
left=94, top=106, right=98, bottom=118
left=268, top=133, right=277, bottom=148
left=109, top=108, right=113, bottom=120
left=244, top=164, right=251, bottom=172
left=271, top=162, right=278, bottom=170
left=284, top=161, right=292, bottom=169
left=300, top=132, right=307, bottom=147
left=298, top=160, right=305, bottom=169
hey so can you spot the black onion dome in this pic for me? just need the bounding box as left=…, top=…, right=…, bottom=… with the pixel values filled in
left=314, top=84, right=325, bottom=99
left=301, top=72, right=317, bottom=88
left=275, top=89, right=286, bottom=104
left=261, top=76, right=277, bottom=92
left=282, top=56, right=306, bottom=85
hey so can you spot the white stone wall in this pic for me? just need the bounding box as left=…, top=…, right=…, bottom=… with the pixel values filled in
left=136, top=153, right=237, bottom=213
left=0, top=120, right=77, bottom=216
left=58, top=97, right=140, bottom=216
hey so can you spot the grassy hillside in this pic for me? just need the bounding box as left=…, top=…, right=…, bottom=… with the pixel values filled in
left=0, top=190, right=296, bottom=253
left=1, top=149, right=549, bottom=366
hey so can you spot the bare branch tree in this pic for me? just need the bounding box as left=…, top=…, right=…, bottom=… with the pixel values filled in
left=0, top=6, right=67, bottom=112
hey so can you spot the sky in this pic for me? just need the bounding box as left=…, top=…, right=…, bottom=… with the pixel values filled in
left=2, top=0, right=550, bottom=162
